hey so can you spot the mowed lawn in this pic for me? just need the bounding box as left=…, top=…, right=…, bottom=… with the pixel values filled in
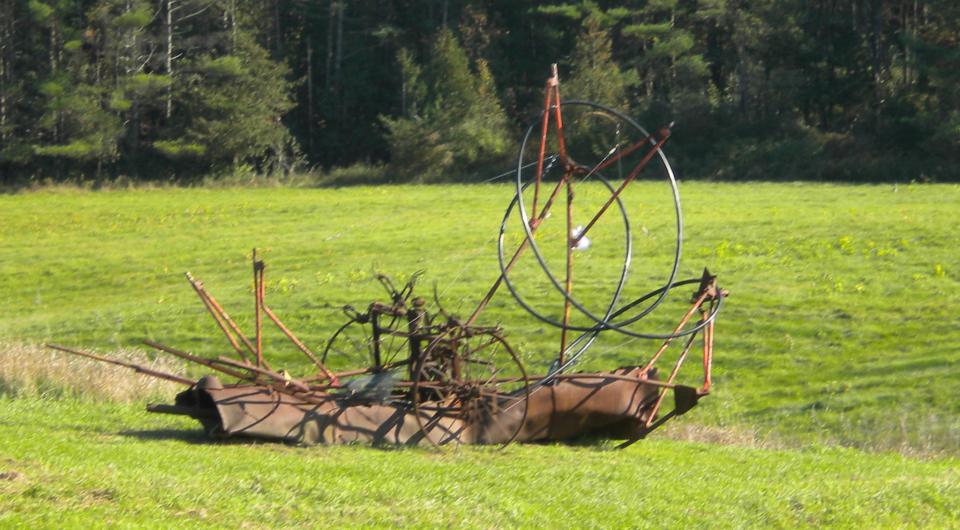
left=1, top=182, right=959, bottom=527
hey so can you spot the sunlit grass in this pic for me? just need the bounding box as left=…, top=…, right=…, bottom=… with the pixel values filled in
left=2, top=182, right=957, bottom=453
left=1, top=182, right=959, bottom=527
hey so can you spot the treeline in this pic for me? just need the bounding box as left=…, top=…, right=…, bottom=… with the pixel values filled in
left=1, top=1, right=958, bottom=184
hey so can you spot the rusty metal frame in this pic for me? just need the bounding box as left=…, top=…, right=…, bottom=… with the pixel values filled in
left=46, top=65, right=726, bottom=448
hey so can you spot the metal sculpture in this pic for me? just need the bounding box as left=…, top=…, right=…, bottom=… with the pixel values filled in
left=48, top=65, right=726, bottom=447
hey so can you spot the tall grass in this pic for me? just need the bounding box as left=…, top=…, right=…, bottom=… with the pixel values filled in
left=0, top=343, right=185, bottom=403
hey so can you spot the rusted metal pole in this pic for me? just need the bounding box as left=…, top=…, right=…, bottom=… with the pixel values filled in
left=571, top=127, right=671, bottom=247
left=185, top=273, right=250, bottom=363
left=703, top=318, right=714, bottom=392
left=550, top=64, right=568, bottom=164
left=143, top=339, right=326, bottom=404
left=186, top=275, right=259, bottom=360
left=465, top=176, right=569, bottom=327
left=644, top=331, right=698, bottom=428
left=558, top=175, right=574, bottom=365
left=531, top=73, right=553, bottom=222
left=45, top=343, right=194, bottom=385
left=371, top=310, right=382, bottom=368
left=262, top=303, right=339, bottom=385
left=253, top=249, right=264, bottom=368
left=406, top=297, right=426, bottom=380
left=640, top=290, right=710, bottom=374
left=213, top=355, right=310, bottom=393
left=590, top=135, right=654, bottom=175
left=144, top=339, right=254, bottom=382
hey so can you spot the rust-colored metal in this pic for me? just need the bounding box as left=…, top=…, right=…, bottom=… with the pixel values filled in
left=49, top=65, right=726, bottom=448
left=558, top=175, right=574, bottom=365
left=185, top=273, right=250, bottom=363
left=570, top=126, right=672, bottom=248
left=253, top=250, right=264, bottom=368
left=262, top=304, right=339, bottom=385
left=213, top=355, right=310, bottom=393
left=45, top=343, right=194, bottom=385
left=185, top=274, right=259, bottom=360
left=531, top=67, right=555, bottom=221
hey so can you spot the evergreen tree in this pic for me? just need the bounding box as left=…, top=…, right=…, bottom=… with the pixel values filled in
left=563, top=15, right=638, bottom=109
left=382, top=29, right=511, bottom=182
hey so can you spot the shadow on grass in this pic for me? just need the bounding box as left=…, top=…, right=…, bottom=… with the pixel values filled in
left=117, top=428, right=273, bottom=446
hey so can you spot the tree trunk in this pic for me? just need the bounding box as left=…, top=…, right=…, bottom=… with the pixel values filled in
left=334, top=1, right=344, bottom=89
left=0, top=0, right=10, bottom=143
left=307, top=39, right=314, bottom=157
left=334, top=1, right=344, bottom=123
left=325, top=0, right=334, bottom=93
left=273, top=0, right=282, bottom=55
left=165, top=0, right=175, bottom=119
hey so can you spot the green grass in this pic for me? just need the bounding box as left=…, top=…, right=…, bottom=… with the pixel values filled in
left=0, top=399, right=957, bottom=528
left=2, top=182, right=957, bottom=451
left=0, top=182, right=958, bottom=527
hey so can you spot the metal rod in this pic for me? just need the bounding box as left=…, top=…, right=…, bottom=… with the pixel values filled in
left=45, top=343, right=194, bottom=385
left=550, top=65, right=568, bottom=163
left=185, top=273, right=250, bottom=362
left=645, top=331, right=698, bottom=428
left=187, top=276, right=259, bottom=359
left=253, top=249, right=264, bottom=368
left=143, top=339, right=325, bottom=404
left=641, top=290, right=709, bottom=374
left=558, top=175, right=574, bottom=365
left=703, top=317, right=714, bottom=392
left=213, top=355, right=310, bottom=393
left=531, top=74, right=553, bottom=221
left=590, top=135, right=653, bottom=175
left=262, top=303, right=339, bottom=384
left=465, top=176, right=568, bottom=327
left=143, top=339, right=254, bottom=382
left=571, top=127, right=671, bottom=247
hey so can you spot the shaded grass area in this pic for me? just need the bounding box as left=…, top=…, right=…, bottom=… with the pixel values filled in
left=0, top=399, right=957, bottom=528
left=0, top=182, right=958, bottom=454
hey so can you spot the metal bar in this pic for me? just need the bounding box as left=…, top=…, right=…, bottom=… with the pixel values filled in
left=406, top=300, right=425, bottom=381
left=371, top=310, right=382, bottom=368
left=213, top=356, right=310, bottom=393
left=464, top=176, right=568, bottom=327
left=550, top=65, right=568, bottom=163
left=509, top=373, right=678, bottom=388
left=645, top=331, right=698, bottom=428
left=640, top=290, right=709, bottom=374
left=143, top=339, right=255, bottom=382
left=261, top=304, right=339, bottom=385
left=571, top=128, right=671, bottom=247
left=143, top=340, right=326, bottom=404
left=558, top=176, right=574, bottom=365
left=302, top=358, right=414, bottom=383
left=590, top=135, right=653, bottom=175
left=253, top=251, right=264, bottom=368
left=703, top=318, right=714, bottom=392
left=45, top=343, right=194, bottom=385
left=188, top=277, right=259, bottom=359
left=531, top=76, right=553, bottom=221
left=185, top=273, right=250, bottom=362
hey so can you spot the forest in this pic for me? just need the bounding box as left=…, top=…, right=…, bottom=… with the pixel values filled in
left=1, top=0, right=958, bottom=184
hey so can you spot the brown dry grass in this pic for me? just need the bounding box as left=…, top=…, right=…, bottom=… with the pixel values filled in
left=658, top=421, right=784, bottom=450
left=0, top=342, right=186, bottom=403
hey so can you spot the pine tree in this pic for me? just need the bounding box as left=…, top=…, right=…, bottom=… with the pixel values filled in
left=382, top=28, right=511, bottom=182
left=563, top=15, right=638, bottom=109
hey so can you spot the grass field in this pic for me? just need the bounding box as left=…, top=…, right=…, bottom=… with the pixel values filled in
left=1, top=182, right=959, bottom=527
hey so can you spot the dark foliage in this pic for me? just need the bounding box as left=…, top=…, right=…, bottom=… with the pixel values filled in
left=0, top=0, right=957, bottom=183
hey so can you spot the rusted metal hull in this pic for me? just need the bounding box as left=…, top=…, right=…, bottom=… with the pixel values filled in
left=150, top=367, right=670, bottom=446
